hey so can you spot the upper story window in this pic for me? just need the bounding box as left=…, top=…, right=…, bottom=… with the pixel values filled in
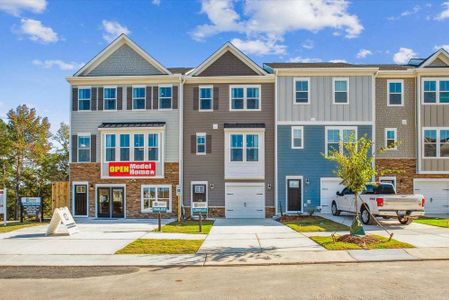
left=423, top=79, right=449, bottom=104
left=291, top=126, right=304, bottom=149
left=78, top=88, right=91, bottom=111
left=103, top=132, right=161, bottom=163
left=230, top=86, right=261, bottom=111
left=294, top=78, right=310, bottom=104
left=133, top=87, right=146, bottom=110
left=423, top=128, right=449, bottom=158
left=159, top=86, right=172, bottom=109
left=246, top=134, right=259, bottom=161
left=104, top=87, right=117, bottom=110
left=78, top=135, right=91, bottom=162
left=120, top=134, right=130, bottom=161
left=105, top=134, right=116, bottom=161
left=387, top=80, right=403, bottom=106
left=134, top=134, right=144, bottom=161
left=333, top=78, right=349, bottom=104
left=199, top=86, right=213, bottom=111
left=230, top=133, right=259, bottom=162
left=326, top=127, right=357, bottom=155
left=196, top=133, right=206, bottom=155
left=148, top=133, right=159, bottom=161
left=385, top=128, right=397, bottom=150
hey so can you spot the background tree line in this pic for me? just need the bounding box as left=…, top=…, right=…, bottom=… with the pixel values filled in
left=0, top=105, right=69, bottom=220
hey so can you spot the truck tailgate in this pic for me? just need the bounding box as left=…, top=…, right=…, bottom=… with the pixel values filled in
left=378, top=195, right=423, bottom=211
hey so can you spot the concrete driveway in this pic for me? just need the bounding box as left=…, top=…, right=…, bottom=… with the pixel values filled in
left=198, top=218, right=324, bottom=254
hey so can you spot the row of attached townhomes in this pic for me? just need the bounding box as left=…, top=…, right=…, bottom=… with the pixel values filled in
left=66, top=34, right=449, bottom=220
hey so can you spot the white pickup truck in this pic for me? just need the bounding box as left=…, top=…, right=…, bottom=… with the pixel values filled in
left=331, top=183, right=425, bottom=225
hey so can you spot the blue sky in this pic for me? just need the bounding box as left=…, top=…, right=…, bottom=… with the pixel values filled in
left=0, top=0, right=448, bottom=131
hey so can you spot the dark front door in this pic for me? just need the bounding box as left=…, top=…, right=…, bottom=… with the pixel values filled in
left=74, top=184, right=88, bottom=216
left=287, top=179, right=302, bottom=212
left=192, top=184, right=207, bottom=203
left=97, top=187, right=124, bottom=218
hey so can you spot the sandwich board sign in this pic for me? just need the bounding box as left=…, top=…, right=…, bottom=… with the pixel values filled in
left=46, top=207, right=79, bottom=236
left=0, top=189, right=6, bottom=226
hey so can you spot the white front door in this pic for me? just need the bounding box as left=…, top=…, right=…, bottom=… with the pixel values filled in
left=225, top=183, right=265, bottom=218
left=414, top=181, right=449, bottom=215
left=320, top=178, right=344, bottom=213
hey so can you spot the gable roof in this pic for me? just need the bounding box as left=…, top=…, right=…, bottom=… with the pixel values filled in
left=187, top=42, right=267, bottom=76
left=74, top=34, right=171, bottom=76
left=416, top=48, right=449, bottom=68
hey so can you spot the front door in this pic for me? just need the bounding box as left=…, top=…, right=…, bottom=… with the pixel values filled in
left=97, top=187, right=124, bottom=218
left=74, top=184, right=88, bottom=216
left=287, top=179, right=302, bottom=212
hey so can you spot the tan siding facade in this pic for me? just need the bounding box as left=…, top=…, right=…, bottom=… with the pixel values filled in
left=197, top=51, right=259, bottom=77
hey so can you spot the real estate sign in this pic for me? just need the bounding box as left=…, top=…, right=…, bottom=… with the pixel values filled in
left=152, top=201, right=168, bottom=213
left=0, top=189, right=6, bottom=226
left=108, top=162, right=156, bottom=177
left=46, top=207, right=79, bottom=236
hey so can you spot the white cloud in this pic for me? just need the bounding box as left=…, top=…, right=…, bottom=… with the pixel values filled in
left=0, top=0, right=46, bottom=16
left=301, top=39, right=314, bottom=50
left=435, top=44, right=449, bottom=52
left=32, top=59, right=83, bottom=71
left=436, top=2, right=449, bottom=20
left=192, top=0, right=363, bottom=54
left=231, top=38, right=286, bottom=55
left=18, top=18, right=58, bottom=43
left=329, top=59, right=347, bottom=63
left=152, top=0, right=160, bottom=6
left=357, top=49, right=372, bottom=59
left=288, top=56, right=322, bottom=63
left=388, top=5, right=421, bottom=21
left=393, top=47, right=417, bottom=64
left=101, top=20, right=130, bottom=43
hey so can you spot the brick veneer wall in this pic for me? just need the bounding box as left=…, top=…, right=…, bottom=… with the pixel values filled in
left=183, top=206, right=275, bottom=218
left=70, top=162, right=179, bottom=218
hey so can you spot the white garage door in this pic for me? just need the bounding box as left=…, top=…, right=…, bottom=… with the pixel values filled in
left=320, top=178, right=344, bottom=214
left=225, top=183, right=265, bottom=218
left=414, top=181, right=449, bottom=215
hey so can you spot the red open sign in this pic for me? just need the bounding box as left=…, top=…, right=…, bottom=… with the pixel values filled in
left=108, top=162, right=156, bottom=177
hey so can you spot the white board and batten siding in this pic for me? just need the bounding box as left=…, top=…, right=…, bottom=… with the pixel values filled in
left=225, top=183, right=265, bottom=218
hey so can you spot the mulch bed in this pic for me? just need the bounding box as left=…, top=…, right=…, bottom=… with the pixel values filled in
left=336, top=234, right=380, bottom=246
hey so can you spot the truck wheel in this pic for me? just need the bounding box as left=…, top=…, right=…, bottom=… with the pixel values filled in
left=331, top=201, right=341, bottom=216
left=361, top=206, right=375, bottom=225
left=398, top=216, right=413, bottom=225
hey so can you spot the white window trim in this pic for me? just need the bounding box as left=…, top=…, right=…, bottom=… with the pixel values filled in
left=229, top=85, right=262, bottom=111
left=325, top=126, right=358, bottom=156
left=199, top=85, right=214, bottom=112
left=141, top=184, right=172, bottom=213
left=379, top=176, right=397, bottom=192
left=228, top=132, right=262, bottom=163
left=332, top=77, right=349, bottom=105
left=422, top=127, right=449, bottom=159
left=385, top=128, right=398, bottom=150
left=196, top=132, right=206, bottom=155
left=293, top=77, right=310, bottom=105
left=72, top=181, right=89, bottom=217
left=103, top=86, right=118, bottom=111
left=77, top=133, right=91, bottom=163
left=291, top=126, right=304, bottom=149
left=422, top=78, right=449, bottom=105
left=158, top=84, right=173, bottom=111
left=119, top=133, right=131, bottom=162
left=387, top=80, right=404, bottom=107
left=104, top=133, right=116, bottom=162
left=132, top=85, right=146, bottom=111
left=190, top=181, right=208, bottom=213
left=285, top=176, right=304, bottom=213
left=147, top=132, right=161, bottom=162
left=78, top=87, right=92, bottom=111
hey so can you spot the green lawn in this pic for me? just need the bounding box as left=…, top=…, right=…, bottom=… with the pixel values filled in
left=310, top=235, right=415, bottom=250
left=0, top=221, right=44, bottom=233
left=282, top=216, right=349, bottom=232
left=415, top=218, right=449, bottom=228
left=116, top=239, right=204, bottom=254
left=158, top=220, right=214, bottom=234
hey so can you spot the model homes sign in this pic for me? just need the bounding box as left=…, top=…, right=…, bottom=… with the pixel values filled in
left=108, top=162, right=156, bottom=177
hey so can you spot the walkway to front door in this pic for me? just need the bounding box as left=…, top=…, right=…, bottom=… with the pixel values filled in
left=198, top=218, right=323, bottom=254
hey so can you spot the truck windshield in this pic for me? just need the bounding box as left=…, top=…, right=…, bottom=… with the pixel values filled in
left=363, top=184, right=396, bottom=195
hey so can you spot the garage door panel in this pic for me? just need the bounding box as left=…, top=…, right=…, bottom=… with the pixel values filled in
left=414, top=181, right=449, bottom=215
left=225, top=184, right=265, bottom=218
left=320, top=179, right=344, bottom=214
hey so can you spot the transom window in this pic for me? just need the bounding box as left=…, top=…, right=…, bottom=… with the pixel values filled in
left=120, top=134, right=130, bottom=161
left=78, top=135, right=90, bottom=162
left=423, top=79, right=449, bottom=104
left=132, top=87, right=145, bottom=110
left=104, top=87, right=117, bottom=110
left=148, top=133, right=159, bottom=161
left=230, top=86, right=261, bottom=111
left=385, top=128, right=397, bottom=150
left=423, top=128, right=449, bottom=158
left=230, top=133, right=259, bottom=162
left=333, top=78, right=349, bottom=104
left=159, top=86, right=172, bottom=109
left=294, top=78, right=310, bottom=104
left=326, top=127, right=357, bottom=155
left=134, top=134, right=144, bottom=161
left=291, top=126, right=304, bottom=149
left=196, top=133, right=206, bottom=155
left=78, top=88, right=91, bottom=111
left=388, top=80, right=403, bottom=106
left=199, top=86, right=213, bottom=111
left=141, top=185, right=171, bottom=212
left=105, top=134, right=116, bottom=162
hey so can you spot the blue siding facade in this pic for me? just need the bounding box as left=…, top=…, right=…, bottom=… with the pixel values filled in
left=277, top=125, right=372, bottom=213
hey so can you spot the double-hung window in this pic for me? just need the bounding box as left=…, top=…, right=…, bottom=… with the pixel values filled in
left=230, top=86, right=260, bottom=111
left=388, top=80, right=403, bottom=106
left=291, top=126, right=304, bottom=149
left=230, top=134, right=244, bottom=161
left=385, top=128, right=397, bottom=150
left=326, top=127, right=357, bottom=155
left=196, top=133, right=206, bottom=155
left=333, top=78, right=349, bottom=104
left=294, top=78, right=310, bottom=104
left=246, top=134, right=259, bottom=161
left=159, top=86, right=172, bottom=109
left=423, top=80, right=437, bottom=103
left=440, top=80, right=449, bottom=103
left=148, top=133, right=159, bottom=161
left=142, top=185, right=171, bottom=212
left=78, top=135, right=91, bottom=162
left=134, top=134, right=144, bottom=161
left=132, top=87, right=145, bottom=110
left=104, top=87, right=117, bottom=110
left=230, top=133, right=260, bottom=162
left=199, top=86, right=213, bottom=111
left=423, top=128, right=449, bottom=158
left=78, top=88, right=91, bottom=111
left=120, top=134, right=130, bottom=161
left=423, top=79, right=449, bottom=104
left=105, top=134, right=116, bottom=161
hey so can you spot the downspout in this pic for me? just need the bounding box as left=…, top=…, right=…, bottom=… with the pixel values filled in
left=274, top=69, right=279, bottom=216
left=372, top=70, right=378, bottom=180
left=179, top=74, right=185, bottom=217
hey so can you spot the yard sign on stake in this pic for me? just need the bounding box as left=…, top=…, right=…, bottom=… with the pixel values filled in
left=0, top=189, right=6, bottom=226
